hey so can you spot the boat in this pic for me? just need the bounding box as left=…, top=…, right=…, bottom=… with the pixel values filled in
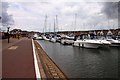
left=49, top=35, right=56, bottom=43
left=55, top=34, right=61, bottom=43
left=73, top=39, right=104, bottom=48
left=73, top=34, right=105, bottom=49
left=107, top=39, right=120, bottom=46
left=60, top=14, right=77, bottom=45
left=60, top=34, right=74, bottom=45
left=35, top=36, right=43, bottom=40
left=49, top=15, right=59, bottom=43
left=106, top=30, right=120, bottom=46
left=42, top=35, right=50, bottom=41
left=96, top=31, right=111, bottom=47
left=73, top=33, right=111, bottom=49
left=42, top=15, right=50, bottom=41
left=33, top=34, right=43, bottom=40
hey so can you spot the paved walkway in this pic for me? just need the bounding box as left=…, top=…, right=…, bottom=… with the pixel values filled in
left=2, top=38, right=36, bottom=79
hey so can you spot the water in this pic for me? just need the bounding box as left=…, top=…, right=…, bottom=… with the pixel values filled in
left=37, top=40, right=118, bottom=78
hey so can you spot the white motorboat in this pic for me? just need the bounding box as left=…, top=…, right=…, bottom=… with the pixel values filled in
left=73, top=33, right=111, bottom=48
left=35, top=36, right=43, bottom=40
left=97, top=39, right=111, bottom=47
left=61, top=39, right=74, bottom=45
left=50, top=37, right=56, bottom=43
left=105, top=30, right=120, bottom=46
left=33, top=34, right=43, bottom=40
left=107, top=39, right=120, bottom=46
left=73, top=39, right=104, bottom=48
left=60, top=35, right=74, bottom=45
left=42, top=35, right=50, bottom=41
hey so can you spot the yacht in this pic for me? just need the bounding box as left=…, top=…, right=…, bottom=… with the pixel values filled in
left=60, top=34, right=74, bottom=45
left=73, top=39, right=104, bottom=48
left=50, top=35, right=56, bottom=43
left=35, top=36, right=43, bottom=40
left=106, top=30, right=120, bottom=46
left=97, top=31, right=111, bottom=47
left=49, top=15, right=59, bottom=43
left=73, top=34, right=103, bottom=48
left=42, top=35, right=50, bottom=41
left=73, top=33, right=111, bottom=49
left=33, top=34, right=43, bottom=40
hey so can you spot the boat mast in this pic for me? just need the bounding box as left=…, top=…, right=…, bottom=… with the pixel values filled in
left=49, top=23, right=51, bottom=33
left=44, top=15, right=47, bottom=34
left=74, top=13, right=77, bottom=35
left=56, top=15, right=58, bottom=34
left=54, top=18, right=55, bottom=35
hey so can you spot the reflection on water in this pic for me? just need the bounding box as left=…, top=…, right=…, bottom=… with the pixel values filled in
left=38, top=40, right=118, bottom=78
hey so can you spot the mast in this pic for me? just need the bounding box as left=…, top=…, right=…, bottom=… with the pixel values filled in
left=44, top=15, right=47, bottom=34
left=49, top=23, right=51, bottom=33
left=54, top=18, right=55, bottom=35
left=74, top=13, right=77, bottom=35
left=55, top=15, right=58, bottom=34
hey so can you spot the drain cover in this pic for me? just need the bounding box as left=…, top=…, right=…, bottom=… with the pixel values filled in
left=8, top=46, right=18, bottom=50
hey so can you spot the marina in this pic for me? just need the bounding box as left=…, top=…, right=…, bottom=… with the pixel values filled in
left=37, top=40, right=118, bottom=78
left=1, top=0, right=120, bottom=79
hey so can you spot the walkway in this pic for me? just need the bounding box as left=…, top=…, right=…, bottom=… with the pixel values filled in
left=2, top=38, right=36, bottom=79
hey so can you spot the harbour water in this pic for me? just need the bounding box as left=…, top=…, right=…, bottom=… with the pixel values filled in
left=38, top=40, right=118, bottom=78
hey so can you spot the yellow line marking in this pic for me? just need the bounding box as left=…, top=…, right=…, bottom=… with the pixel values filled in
left=38, top=47, right=40, bottom=49
left=8, top=46, right=18, bottom=50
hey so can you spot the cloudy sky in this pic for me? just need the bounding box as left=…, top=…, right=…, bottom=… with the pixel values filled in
left=0, top=0, right=120, bottom=32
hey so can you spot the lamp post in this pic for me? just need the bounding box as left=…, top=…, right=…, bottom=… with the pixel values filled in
left=7, top=27, right=10, bottom=43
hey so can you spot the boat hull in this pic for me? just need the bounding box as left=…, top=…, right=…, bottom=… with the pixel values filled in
left=61, top=39, right=74, bottom=45
left=50, top=38, right=56, bottom=43
left=73, top=40, right=110, bottom=49
left=73, top=42, right=101, bottom=48
left=107, top=39, right=120, bottom=46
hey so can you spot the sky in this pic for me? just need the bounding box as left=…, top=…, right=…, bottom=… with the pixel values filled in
left=0, top=0, right=120, bottom=32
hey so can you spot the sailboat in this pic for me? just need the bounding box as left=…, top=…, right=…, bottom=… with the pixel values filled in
left=42, top=15, right=50, bottom=41
left=50, top=15, right=58, bottom=43
left=60, top=14, right=76, bottom=45
left=50, top=19, right=56, bottom=42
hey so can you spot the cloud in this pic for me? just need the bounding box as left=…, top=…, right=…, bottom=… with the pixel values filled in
left=102, top=2, right=118, bottom=19
left=1, top=1, right=119, bottom=32
left=1, top=2, right=14, bottom=26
